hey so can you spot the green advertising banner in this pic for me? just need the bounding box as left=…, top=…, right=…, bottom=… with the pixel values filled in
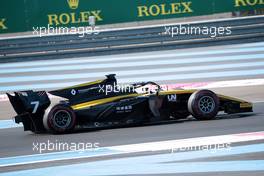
left=1, top=0, right=264, bottom=34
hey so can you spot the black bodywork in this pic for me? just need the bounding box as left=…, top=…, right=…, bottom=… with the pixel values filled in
left=7, top=74, right=253, bottom=133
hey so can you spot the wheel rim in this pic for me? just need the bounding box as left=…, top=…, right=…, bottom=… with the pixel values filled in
left=53, top=110, right=72, bottom=128
left=198, top=96, right=215, bottom=113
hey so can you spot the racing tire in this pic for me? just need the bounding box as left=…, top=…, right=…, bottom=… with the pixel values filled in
left=43, top=104, right=76, bottom=134
left=187, top=90, right=219, bottom=120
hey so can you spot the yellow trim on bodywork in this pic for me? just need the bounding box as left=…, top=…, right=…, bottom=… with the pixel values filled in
left=71, top=89, right=196, bottom=110
left=60, top=80, right=104, bottom=90
left=240, top=102, right=253, bottom=108
left=218, top=94, right=248, bottom=103
left=71, top=88, right=253, bottom=110
left=71, top=93, right=146, bottom=110
left=218, top=94, right=252, bottom=108
left=159, top=89, right=196, bottom=95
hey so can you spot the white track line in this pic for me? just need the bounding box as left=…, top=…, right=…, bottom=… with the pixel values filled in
left=1, top=78, right=264, bottom=102
left=0, top=46, right=263, bottom=69
left=0, top=131, right=264, bottom=167
left=109, top=131, right=264, bottom=152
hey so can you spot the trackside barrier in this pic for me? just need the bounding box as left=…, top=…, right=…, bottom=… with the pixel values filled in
left=0, top=16, right=263, bottom=63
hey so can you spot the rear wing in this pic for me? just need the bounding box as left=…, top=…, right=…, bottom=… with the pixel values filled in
left=7, top=91, right=51, bottom=132
left=7, top=91, right=51, bottom=116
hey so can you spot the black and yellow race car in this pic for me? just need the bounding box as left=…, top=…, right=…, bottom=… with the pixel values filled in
left=7, top=74, right=253, bottom=134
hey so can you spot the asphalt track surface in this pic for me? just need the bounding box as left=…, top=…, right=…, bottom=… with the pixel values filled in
left=0, top=42, right=264, bottom=175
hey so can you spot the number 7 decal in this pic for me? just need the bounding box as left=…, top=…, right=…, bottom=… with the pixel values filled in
left=31, top=101, right=40, bottom=114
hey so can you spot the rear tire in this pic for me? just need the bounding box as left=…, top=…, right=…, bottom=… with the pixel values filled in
left=43, top=104, right=76, bottom=134
left=188, top=90, right=219, bottom=120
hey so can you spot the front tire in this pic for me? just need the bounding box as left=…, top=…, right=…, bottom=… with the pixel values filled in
left=43, top=104, right=76, bottom=134
left=188, top=90, right=219, bottom=120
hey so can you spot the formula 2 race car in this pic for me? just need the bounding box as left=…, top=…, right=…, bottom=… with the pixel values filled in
left=7, top=74, right=253, bottom=134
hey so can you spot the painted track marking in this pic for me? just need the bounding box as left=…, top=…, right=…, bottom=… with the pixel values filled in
left=0, top=131, right=264, bottom=168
